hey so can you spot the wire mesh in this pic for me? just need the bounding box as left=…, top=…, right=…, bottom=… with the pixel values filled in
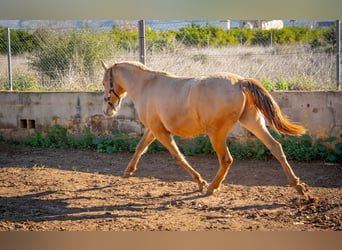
left=0, top=20, right=339, bottom=91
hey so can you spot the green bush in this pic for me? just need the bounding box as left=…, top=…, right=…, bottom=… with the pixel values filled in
left=30, top=28, right=113, bottom=80
left=174, top=24, right=336, bottom=48
left=1, top=124, right=337, bottom=163
left=175, top=23, right=209, bottom=47
left=0, top=73, right=43, bottom=91
left=146, top=29, right=176, bottom=52
left=24, top=125, right=95, bottom=149
left=260, top=76, right=316, bottom=91
left=0, top=27, right=39, bottom=55
left=0, top=24, right=339, bottom=92
left=111, top=29, right=138, bottom=52
left=1, top=24, right=337, bottom=57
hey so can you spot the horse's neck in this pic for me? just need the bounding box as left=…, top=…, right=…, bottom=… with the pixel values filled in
left=118, top=67, right=148, bottom=102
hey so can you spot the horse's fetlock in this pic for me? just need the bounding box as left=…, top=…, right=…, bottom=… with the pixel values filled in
left=206, top=184, right=219, bottom=196
left=198, top=180, right=208, bottom=192
left=294, top=182, right=309, bottom=195
left=289, top=177, right=300, bottom=187
left=122, top=170, right=134, bottom=178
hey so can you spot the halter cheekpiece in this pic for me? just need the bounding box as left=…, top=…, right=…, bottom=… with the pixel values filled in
left=104, top=68, right=121, bottom=110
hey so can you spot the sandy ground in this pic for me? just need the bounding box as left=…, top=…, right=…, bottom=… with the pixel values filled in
left=0, top=142, right=341, bottom=231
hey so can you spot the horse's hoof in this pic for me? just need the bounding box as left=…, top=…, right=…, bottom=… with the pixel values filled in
left=198, top=180, right=209, bottom=192
left=122, top=171, right=133, bottom=178
left=206, top=185, right=219, bottom=196
left=295, top=182, right=309, bottom=195
left=307, top=195, right=319, bottom=204
left=295, top=182, right=318, bottom=203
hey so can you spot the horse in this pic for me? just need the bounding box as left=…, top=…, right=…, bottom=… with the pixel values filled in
left=101, top=61, right=314, bottom=201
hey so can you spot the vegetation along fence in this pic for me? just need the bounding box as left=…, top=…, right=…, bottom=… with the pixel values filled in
left=0, top=20, right=341, bottom=92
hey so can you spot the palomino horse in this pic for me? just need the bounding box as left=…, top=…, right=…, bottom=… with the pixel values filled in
left=101, top=61, right=314, bottom=200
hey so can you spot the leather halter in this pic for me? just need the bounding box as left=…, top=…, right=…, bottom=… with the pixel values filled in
left=103, top=68, right=121, bottom=110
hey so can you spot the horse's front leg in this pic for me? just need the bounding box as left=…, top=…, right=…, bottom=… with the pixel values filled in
left=123, top=129, right=155, bottom=178
left=151, top=125, right=208, bottom=192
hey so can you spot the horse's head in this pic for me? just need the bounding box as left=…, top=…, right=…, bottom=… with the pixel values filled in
left=101, top=61, right=125, bottom=117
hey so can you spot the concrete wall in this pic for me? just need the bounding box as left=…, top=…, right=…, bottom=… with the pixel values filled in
left=0, top=91, right=143, bottom=140
left=0, top=91, right=341, bottom=141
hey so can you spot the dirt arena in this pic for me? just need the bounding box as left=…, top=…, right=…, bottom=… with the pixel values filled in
left=0, top=142, right=341, bottom=231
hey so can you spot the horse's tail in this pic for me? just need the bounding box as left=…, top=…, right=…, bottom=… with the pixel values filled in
left=240, top=78, right=306, bottom=135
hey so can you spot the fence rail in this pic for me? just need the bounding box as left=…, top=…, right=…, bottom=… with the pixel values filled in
left=0, top=20, right=341, bottom=91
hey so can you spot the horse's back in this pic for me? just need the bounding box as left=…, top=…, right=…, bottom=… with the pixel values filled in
left=189, top=75, right=246, bottom=131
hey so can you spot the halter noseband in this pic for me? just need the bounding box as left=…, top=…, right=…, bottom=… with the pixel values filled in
left=104, top=68, right=121, bottom=110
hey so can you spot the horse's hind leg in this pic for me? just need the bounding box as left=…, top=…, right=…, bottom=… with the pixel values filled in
left=206, top=129, right=234, bottom=195
left=239, top=109, right=314, bottom=200
left=123, top=128, right=155, bottom=178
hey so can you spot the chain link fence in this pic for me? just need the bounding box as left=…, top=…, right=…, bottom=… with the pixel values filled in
left=0, top=20, right=340, bottom=91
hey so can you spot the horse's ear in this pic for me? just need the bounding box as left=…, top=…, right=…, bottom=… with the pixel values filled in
left=101, top=60, right=108, bottom=70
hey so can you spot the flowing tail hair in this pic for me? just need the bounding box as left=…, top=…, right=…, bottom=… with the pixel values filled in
left=240, top=78, right=306, bottom=135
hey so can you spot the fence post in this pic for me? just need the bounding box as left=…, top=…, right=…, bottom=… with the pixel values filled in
left=336, top=20, right=340, bottom=90
left=6, top=27, right=13, bottom=91
left=138, top=20, right=146, bottom=64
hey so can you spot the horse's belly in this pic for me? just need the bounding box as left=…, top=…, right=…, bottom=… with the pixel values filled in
left=163, top=117, right=204, bottom=137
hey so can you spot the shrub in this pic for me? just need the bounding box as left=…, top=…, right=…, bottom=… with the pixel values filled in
left=3, top=123, right=338, bottom=163
left=176, top=23, right=208, bottom=47
left=146, top=30, right=176, bottom=52
left=0, top=24, right=338, bottom=91
left=111, top=29, right=138, bottom=52
left=0, top=73, right=42, bottom=91
left=0, top=27, right=39, bottom=55
left=30, top=28, right=113, bottom=80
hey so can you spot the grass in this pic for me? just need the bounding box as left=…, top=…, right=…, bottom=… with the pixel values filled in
left=146, top=45, right=336, bottom=90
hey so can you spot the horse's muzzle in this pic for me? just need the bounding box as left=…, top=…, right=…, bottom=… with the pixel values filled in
left=102, top=104, right=116, bottom=117
left=103, top=110, right=115, bottom=117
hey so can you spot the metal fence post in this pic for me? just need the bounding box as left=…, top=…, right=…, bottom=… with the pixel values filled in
left=138, top=20, right=146, bottom=64
left=336, top=20, right=341, bottom=90
left=6, top=27, right=13, bottom=91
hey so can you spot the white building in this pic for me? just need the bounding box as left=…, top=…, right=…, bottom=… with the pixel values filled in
left=240, top=20, right=284, bottom=30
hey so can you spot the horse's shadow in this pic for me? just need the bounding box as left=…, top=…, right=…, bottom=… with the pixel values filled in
left=0, top=184, right=288, bottom=225
left=0, top=187, right=150, bottom=223
left=158, top=192, right=288, bottom=211
left=131, top=154, right=342, bottom=188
